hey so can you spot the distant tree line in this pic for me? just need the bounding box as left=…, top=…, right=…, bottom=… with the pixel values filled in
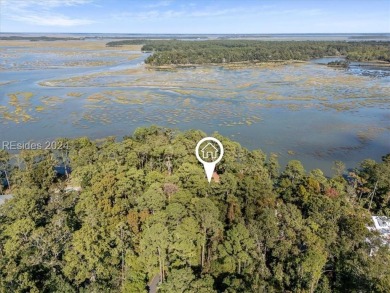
left=106, top=40, right=390, bottom=65
left=0, top=36, right=83, bottom=41
left=0, top=126, right=390, bottom=292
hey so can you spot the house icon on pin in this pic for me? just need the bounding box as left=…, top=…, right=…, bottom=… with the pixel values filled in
left=201, top=142, right=218, bottom=160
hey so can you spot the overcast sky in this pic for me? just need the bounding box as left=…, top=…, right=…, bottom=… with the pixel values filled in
left=1, top=0, right=389, bottom=33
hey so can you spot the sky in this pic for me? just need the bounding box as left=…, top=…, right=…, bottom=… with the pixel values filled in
left=1, top=0, right=389, bottom=34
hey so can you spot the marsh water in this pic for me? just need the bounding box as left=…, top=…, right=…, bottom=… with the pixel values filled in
left=1, top=43, right=389, bottom=174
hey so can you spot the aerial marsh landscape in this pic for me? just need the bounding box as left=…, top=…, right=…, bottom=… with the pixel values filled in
left=1, top=39, right=389, bottom=173
left=1, top=0, right=390, bottom=291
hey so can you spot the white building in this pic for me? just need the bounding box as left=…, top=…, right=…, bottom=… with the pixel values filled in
left=367, top=216, right=390, bottom=255
left=371, top=216, right=390, bottom=237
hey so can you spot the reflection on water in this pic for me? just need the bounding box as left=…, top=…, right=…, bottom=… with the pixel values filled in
left=348, top=65, right=390, bottom=78
left=311, top=56, right=390, bottom=78
left=1, top=46, right=389, bottom=175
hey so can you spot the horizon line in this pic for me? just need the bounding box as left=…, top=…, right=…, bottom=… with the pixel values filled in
left=1, top=32, right=390, bottom=35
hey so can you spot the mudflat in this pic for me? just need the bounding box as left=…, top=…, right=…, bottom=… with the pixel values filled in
left=1, top=40, right=389, bottom=174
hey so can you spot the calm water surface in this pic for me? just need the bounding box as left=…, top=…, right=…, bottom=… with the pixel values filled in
left=1, top=45, right=389, bottom=174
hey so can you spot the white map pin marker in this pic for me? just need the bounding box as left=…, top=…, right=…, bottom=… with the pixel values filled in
left=195, top=137, right=224, bottom=183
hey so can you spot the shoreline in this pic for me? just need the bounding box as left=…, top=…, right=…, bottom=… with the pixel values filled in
left=353, top=61, right=390, bottom=67
left=146, top=59, right=390, bottom=69
left=146, top=60, right=308, bottom=69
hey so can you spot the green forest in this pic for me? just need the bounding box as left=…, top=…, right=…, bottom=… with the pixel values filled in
left=106, top=40, right=390, bottom=66
left=0, top=126, right=390, bottom=292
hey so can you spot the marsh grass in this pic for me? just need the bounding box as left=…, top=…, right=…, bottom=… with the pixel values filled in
left=2, top=47, right=388, bottom=139
left=67, top=92, right=84, bottom=97
left=1, top=92, right=35, bottom=123
left=356, top=127, right=385, bottom=143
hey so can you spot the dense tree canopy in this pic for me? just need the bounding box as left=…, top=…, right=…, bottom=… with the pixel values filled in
left=0, top=126, right=389, bottom=292
left=106, top=40, right=390, bottom=65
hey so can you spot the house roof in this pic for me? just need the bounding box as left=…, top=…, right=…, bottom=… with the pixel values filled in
left=372, top=216, right=390, bottom=235
left=212, top=172, right=220, bottom=183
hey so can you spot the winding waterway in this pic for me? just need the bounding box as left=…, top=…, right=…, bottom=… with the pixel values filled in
left=1, top=43, right=389, bottom=174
